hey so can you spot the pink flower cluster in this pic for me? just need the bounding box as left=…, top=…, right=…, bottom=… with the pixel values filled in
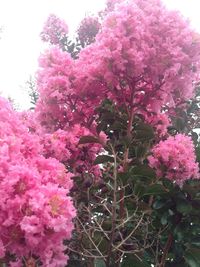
left=148, top=134, right=199, bottom=186
left=74, top=0, right=200, bottom=117
left=77, top=16, right=101, bottom=45
left=42, top=125, right=106, bottom=179
left=36, top=46, right=74, bottom=131
left=105, top=0, right=124, bottom=12
left=37, top=0, right=200, bottom=134
left=0, top=97, right=75, bottom=266
left=40, top=14, right=68, bottom=45
left=35, top=46, right=102, bottom=130
left=145, top=112, right=171, bottom=137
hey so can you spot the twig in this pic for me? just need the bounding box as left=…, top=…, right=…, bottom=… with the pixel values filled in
left=159, top=233, right=173, bottom=267
left=77, top=217, right=105, bottom=259
left=113, top=213, right=144, bottom=251
left=106, top=145, right=118, bottom=267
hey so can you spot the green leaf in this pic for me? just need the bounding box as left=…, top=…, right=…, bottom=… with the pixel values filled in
left=153, top=199, right=167, bottom=210
left=94, top=155, right=114, bottom=165
left=195, top=145, right=200, bottom=163
left=184, top=248, right=200, bottom=267
left=161, top=212, right=169, bottom=225
left=132, top=165, right=156, bottom=180
left=118, top=172, right=130, bottom=184
left=191, top=237, right=200, bottom=248
left=134, top=122, right=154, bottom=141
left=175, top=117, right=186, bottom=131
left=176, top=199, right=192, bottom=215
left=174, top=225, right=185, bottom=241
left=79, top=135, right=100, bottom=145
left=143, top=184, right=168, bottom=196
left=121, top=254, right=150, bottom=267
left=133, top=145, right=147, bottom=159
left=94, top=259, right=106, bottom=267
left=192, top=131, right=198, bottom=144
left=67, top=260, right=86, bottom=267
left=162, top=178, right=175, bottom=191
left=134, top=182, right=146, bottom=198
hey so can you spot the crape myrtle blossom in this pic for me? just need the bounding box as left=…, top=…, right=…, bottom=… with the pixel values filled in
left=77, top=16, right=101, bottom=46
left=145, top=112, right=171, bottom=137
left=36, top=0, right=200, bottom=134
left=42, top=125, right=107, bottom=179
left=40, top=14, right=68, bottom=45
left=35, top=46, right=107, bottom=180
left=35, top=46, right=74, bottom=131
left=148, top=134, right=199, bottom=186
left=74, top=0, right=200, bottom=117
left=0, top=97, right=75, bottom=266
left=35, top=46, right=106, bottom=131
left=23, top=105, right=106, bottom=182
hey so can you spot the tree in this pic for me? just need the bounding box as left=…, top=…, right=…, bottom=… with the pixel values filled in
left=1, top=0, right=200, bottom=266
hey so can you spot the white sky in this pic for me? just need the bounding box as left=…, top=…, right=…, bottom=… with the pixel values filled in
left=0, top=0, right=200, bottom=109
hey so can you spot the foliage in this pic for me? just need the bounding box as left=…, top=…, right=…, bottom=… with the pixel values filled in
left=26, top=76, right=38, bottom=109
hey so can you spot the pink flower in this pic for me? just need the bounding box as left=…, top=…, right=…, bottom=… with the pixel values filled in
left=0, top=239, right=5, bottom=258
left=0, top=97, right=75, bottom=266
left=148, top=134, right=199, bottom=186
left=145, top=113, right=171, bottom=137
left=77, top=16, right=101, bottom=45
left=40, top=14, right=68, bottom=45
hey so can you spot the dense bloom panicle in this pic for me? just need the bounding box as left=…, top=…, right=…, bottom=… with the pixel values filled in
left=145, top=112, right=171, bottom=137
left=0, top=97, right=75, bottom=266
left=40, top=14, right=68, bottom=45
left=77, top=16, right=101, bottom=45
left=42, top=124, right=105, bottom=179
left=36, top=46, right=74, bottom=131
left=35, top=46, right=103, bottom=130
left=148, top=134, right=199, bottom=186
left=37, top=0, right=200, bottom=133
left=74, top=0, right=200, bottom=117
left=105, top=0, right=124, bottom=12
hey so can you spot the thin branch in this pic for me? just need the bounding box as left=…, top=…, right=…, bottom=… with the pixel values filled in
left=77, top=217, right=105, bottom=259
left=113, top=213, right=144, bottom=251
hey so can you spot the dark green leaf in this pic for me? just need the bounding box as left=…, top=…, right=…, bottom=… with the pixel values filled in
left=132, top=165, right=156, bottom=180
left=161, top=212, right=169, bottom=225
left=67, top=260, right=86, bottom=267
left=143, top=184, right=168, bottom=196
left=153, top=199, right=167, bottom=210
left=79, top=135, right=100, bottom=145
left=192, top=131, right=198, bottom=144
left=121, top=254, right=150, bottom=267
left=195, top=145, right=200, bottom=163
left=94, top=259, right=106, bottom=267
left=94, top=155, right=114, bottom=165
left=191, top=237, right=200, bottom=248
left=134, top=182, right=146, bottom=198
left=184, top=248, right=200, bottom=267
left=176, top=199, right=192, bottom=214
left=175, top=117, right=185, bottom=131
left=134, top=122, right=154, bottom=141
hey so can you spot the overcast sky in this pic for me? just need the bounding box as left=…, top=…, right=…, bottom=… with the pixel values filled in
left=0, top=0, right=200, bottom=109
